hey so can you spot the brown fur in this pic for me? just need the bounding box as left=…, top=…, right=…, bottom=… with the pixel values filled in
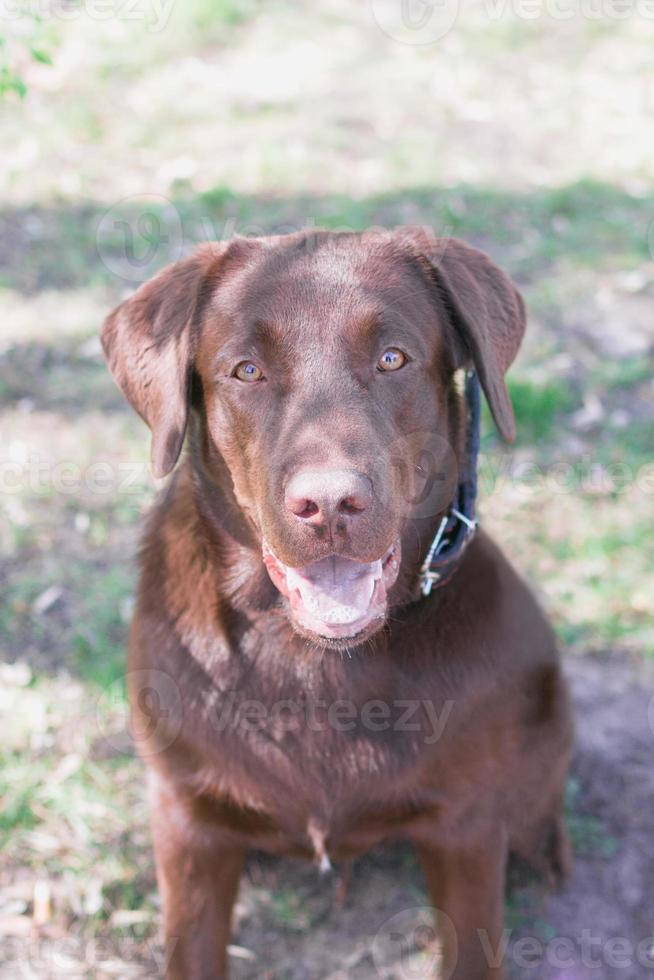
left=102, top=228, right=573, bottom=980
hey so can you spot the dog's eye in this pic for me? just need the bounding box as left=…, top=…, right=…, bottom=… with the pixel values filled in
left=233, top=361, right=264, bottom=382
left=377, top=348, right=407, bottom=372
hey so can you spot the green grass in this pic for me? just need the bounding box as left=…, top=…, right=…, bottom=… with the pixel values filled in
left=597, top=421, right=654, bottom=468
left=0, top=762, right=39, bottom=841
left=590, top=356, right=652, bottom=391
left=507, top=377, right=579, bottom=443
left=0, top=572, right=53, bottom=644
left=267, top=886, right=321, bottom=932
left=72, top=566, right=135, bottom=689
left=565, top=779, right=618, bottom=859
left=0, top=555, right=137, bottom=686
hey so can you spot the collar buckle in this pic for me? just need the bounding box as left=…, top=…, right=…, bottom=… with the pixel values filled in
left=416, top=371, right=481, bottom=601
left=417, top=508, right=478, bottom=597
left=420, top=569, right=441, bottom=597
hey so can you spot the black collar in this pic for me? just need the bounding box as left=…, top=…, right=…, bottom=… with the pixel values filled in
left=416, top=370, right=480, bottom=598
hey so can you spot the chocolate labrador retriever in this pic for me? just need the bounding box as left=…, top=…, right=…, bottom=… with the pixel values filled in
left=102, top=227, right=572, bottom=980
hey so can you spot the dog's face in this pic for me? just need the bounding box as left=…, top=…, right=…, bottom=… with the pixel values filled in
left=102, top=228, right=525, bottom=647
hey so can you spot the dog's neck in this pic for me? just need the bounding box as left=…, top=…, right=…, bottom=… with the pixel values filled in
left=414, top=371, right=480, bottom=599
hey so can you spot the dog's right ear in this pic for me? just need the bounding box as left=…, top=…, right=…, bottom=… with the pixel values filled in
left=101, top=243, right=227, bottom=479
left=396, top=227, right=526, bottom=443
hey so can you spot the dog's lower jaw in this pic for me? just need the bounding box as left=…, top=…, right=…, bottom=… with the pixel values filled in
left=285, top=604, right=389, bottom=651
left=263, top=539, right=401, bottom=649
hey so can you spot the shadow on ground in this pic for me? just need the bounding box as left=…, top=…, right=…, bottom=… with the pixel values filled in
left=1, top=180, right=652, bottom=295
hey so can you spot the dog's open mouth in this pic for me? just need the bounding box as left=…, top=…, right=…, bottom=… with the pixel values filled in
left=263, top=540, right=401, bottom=642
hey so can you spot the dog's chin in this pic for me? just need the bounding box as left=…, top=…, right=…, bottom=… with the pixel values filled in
left=262, top=539, right=402, bottom=650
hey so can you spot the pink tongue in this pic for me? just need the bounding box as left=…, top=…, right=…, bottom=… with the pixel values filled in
left=285, top=555, right=382, bottom=625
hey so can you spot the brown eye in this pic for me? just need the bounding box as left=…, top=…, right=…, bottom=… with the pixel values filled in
left=234, top=361, right=263, bottom=382
left=377, top=348, right=407, bottom=372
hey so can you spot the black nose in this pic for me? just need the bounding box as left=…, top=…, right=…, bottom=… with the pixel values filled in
left=285, top=469, right=373, bottom=528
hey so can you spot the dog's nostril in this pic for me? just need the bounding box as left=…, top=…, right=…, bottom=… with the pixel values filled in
left=297, top=500, right=319, bottom=520
left=339, top=496, right=366, bottom=515
left=286, top=495, right=320, bottom=519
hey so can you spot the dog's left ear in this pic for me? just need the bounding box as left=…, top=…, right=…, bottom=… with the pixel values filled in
left=398, top=228, right=526, bottom=442
left=101, top=243, right=227, bottom=478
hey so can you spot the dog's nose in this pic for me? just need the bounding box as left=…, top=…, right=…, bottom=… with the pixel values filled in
left=285, top=469, right=373, bottom=526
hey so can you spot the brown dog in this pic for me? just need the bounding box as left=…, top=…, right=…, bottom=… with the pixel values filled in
left=102, top=228, right=572, bottom=980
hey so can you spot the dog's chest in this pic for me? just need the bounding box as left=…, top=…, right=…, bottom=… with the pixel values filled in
left=192, top=660, right=455, bottom=855
left=200, top=720, right=441, bottom=859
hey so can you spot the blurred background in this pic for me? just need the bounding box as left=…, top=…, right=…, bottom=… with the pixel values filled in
left=0, top=2, right=653, bottom=977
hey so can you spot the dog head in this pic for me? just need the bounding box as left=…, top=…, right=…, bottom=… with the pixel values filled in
left=102, top=228, right=525, bottom=648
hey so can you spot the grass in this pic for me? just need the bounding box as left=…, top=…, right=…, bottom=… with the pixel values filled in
left=590, top=355, right=652, bottom=391
left=506, top=377, right=579, bottom=442
left=72, top=567, right=135, bottom=689
left=267, top=887, right=321, bottom=932
left=565, top=779, right=618, bottom=860
left=3, top=180, right=654, bottom=295
left=0, top=668, right=143, bottom=842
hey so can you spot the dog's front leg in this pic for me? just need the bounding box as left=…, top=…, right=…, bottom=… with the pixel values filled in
left=151, top=802, right=245, bottom=980
left=414, top=825, right=508, bottom=980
